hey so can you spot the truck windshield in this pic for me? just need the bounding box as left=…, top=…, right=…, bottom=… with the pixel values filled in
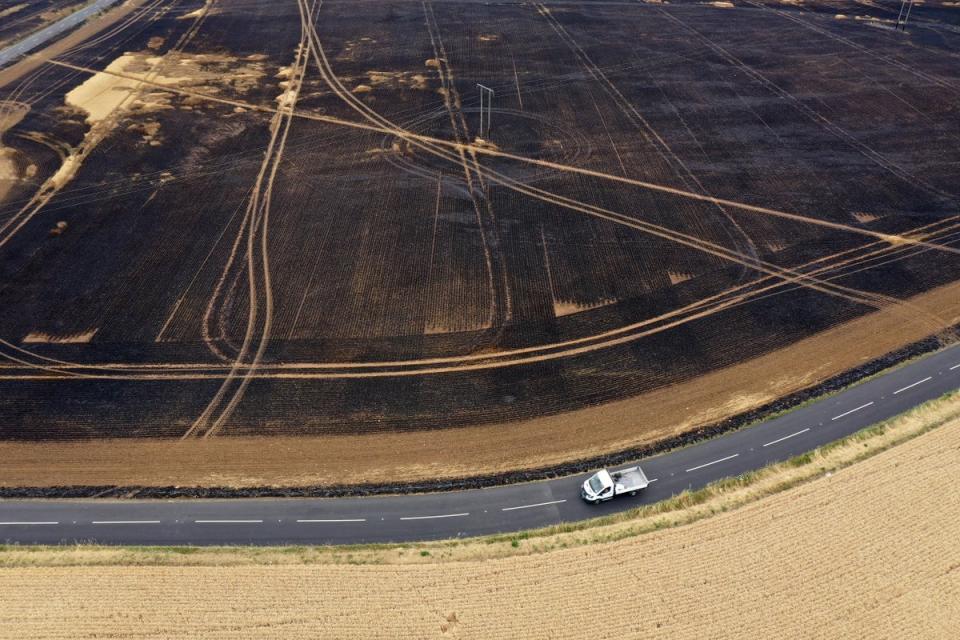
left=588, top=475, right=604, bottom=493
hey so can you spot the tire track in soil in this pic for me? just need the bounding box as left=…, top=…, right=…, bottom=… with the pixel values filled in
left=184, top=1, right=315, bottom=439
left=422, top=0, right=512, bottom=337
left=2, top=17, right=958, bottom=380
left=1, top=97, right=952, bottom=378
left=2, top=215, right=958, bottom=382
left=743, top=0, right=960, bottom=95
left=535, top=2, right=762, bottom=283
left=0, top=0, right=168, bottom=120
left=0, top=0, right=221, bottom=374
left=296, top=2, right=956, bottom=344
left=34, top=57, right=960, bottom=259
left=656, top=5, right=959, bottom=204
left=292, top=1, right=950, bottom=343
left=1, top=22, right=884, bottom=378
left=0, top=0, right=186, bottom=250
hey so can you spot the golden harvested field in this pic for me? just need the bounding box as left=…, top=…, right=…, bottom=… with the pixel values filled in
left=2, top=400, right=959, bottom=639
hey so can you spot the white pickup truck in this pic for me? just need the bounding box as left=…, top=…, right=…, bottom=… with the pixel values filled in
left=581, top=465, right=650, bottom=504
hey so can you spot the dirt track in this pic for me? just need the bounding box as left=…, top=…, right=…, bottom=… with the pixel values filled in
left=2, top=399, right=958, bottom=638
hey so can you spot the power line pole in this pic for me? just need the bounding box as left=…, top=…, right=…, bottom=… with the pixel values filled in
left=896, top=0, right=915, bottom=31
left=477, top=83, right=494, bottom=140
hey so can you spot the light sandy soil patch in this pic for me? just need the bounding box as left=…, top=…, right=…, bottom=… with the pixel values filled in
left=179, top=0, right=218, bottom=21
left=42, top=49, right=265, bottom=194
left=364, top=69, right=429, bottom=90
left=552, top=297, right=615, bottom=317
left=65, top=54, right=178, bottom=124
left=1, top=400, right=958, bottom=638
left=1, top=279, right=958, bottom=489
left=852, top=211, right=881, bottom=223
left=0, top=147, right=20, bottom=202
left=0, top=101, right=30, bottom=202
left=65, top=51, right=266, bottom=124
left=21, top=329, right=97, bottom=344
left=0, top=4, right=28, bottom=20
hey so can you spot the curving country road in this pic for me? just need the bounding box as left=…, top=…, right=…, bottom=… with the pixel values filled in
left=0, top=344, right=958, bottom=546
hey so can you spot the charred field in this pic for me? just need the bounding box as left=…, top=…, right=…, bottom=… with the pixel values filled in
left=0, top=0, right=958, bottom=488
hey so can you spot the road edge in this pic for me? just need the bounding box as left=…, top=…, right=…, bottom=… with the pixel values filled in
left=1, top=389, right=956, bottom=563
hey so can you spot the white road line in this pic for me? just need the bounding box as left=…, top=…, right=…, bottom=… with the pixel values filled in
left=893, top=376, right=932, bottom=395
left=685, top=453, right=739, bottom=473
left=762, top=428, right=810, bottom=448
left=91, top=520, right=161, bottom=525
left=831, top=402, right=874, bottom=421
left=648, top=478, right=659, bottom=483
left=501, top=499, right=566, bottom=512
left=296, top=519, right=366, bottom=523
left=0, top=521, right=58, bottom=526
left=949, top=363, right=960, bottom=371
left=194, top=520, right=263, bottom=524
left=399, top=513, right=469, bottom=521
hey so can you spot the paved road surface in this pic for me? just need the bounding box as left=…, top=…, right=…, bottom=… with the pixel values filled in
left=1, top=344, right=957, bottom=546
left=0, top=0, right=122, bottom=69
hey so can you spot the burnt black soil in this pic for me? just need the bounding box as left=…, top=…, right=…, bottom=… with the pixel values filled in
left=0, top=1, right=958, bottom=449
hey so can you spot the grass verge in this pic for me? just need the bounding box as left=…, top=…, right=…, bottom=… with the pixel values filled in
left=1, top=390, right=957, bottom=568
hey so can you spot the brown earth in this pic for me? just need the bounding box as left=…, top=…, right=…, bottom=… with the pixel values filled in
left=1, top=398, right=958, bottom=638
left=1, top=278, right=958, bottom=489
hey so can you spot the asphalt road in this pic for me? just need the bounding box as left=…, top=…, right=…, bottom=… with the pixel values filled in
left=1, top=344, right=957, bottom=546
left=0, top=0, right=122, bottom=69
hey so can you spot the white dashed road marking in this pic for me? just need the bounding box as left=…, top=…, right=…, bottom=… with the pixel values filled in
left=831, top=402, right=874, bottom=421
left=949, top=363, right=960, bottom=371
left=296, top=519, right=366, bottom=523
left=400, top=513, right=469, bottom=521
left=0, top=521, right=58, bottom=526
left=762, top=428, right=810, bottom=448
left=195, top=520, right=263, bottom=524
left=502, top=500, right=566, bottom=512
left=686, top=453, right=739, bottom=473
left=92, top=520, right=160, bottom=525
left=893, top=377, right=932, bottom=394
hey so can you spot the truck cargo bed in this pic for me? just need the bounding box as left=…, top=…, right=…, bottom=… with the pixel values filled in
left=610, top=466, right=649, bottom=492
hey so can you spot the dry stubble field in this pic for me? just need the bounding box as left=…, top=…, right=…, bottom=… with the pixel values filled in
left=0, top=0, right=958, bottom=488
left=2, top=397, right=958, bottom=638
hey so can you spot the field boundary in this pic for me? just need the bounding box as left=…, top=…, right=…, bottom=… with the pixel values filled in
left=0, top=327, right=954, bottom=499
left=1, top=389, right=956, bottom=566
